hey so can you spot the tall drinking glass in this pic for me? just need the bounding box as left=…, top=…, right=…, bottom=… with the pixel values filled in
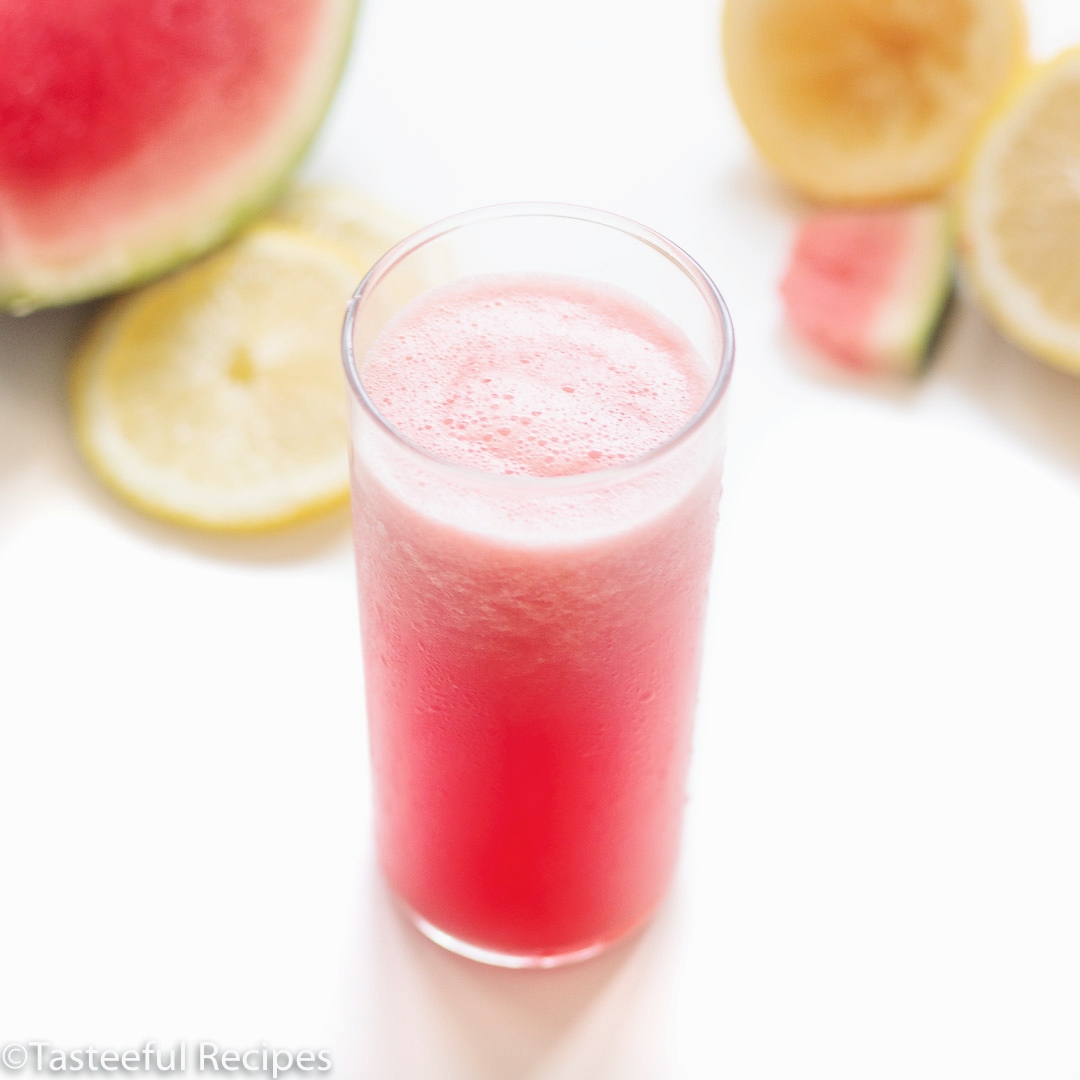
left=342, top=203, right=734, bottom=968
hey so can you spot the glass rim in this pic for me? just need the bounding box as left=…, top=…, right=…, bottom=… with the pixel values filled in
left=341, top=201, right=735, bottom=489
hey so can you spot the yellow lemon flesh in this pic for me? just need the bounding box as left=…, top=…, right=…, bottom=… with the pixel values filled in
left=266, top=185, right=417, bottom=270
left=72, top=224, right=365, bottom=531
left=723, top=0, right=1027, bottom=204
left=962, top=47, right=1080, bottom=374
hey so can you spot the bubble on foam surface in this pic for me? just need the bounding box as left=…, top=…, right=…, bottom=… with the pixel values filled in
left=361, top=273, right=710, bottom=477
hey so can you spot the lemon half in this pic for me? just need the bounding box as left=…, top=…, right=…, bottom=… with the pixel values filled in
left=962, top=47, right=1080, bottom=374
left=723, top=0, right=1027, bottom=204
left=72, top=224, right=363, bottom=531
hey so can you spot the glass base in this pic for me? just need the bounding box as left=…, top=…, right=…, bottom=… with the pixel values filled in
left=399, top=899, right=651, bottom=969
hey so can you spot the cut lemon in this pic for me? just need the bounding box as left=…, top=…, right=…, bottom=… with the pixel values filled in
left=962, top=47, right=1080, bottom=374
left=268, top=185, right=442, bottom=315
left=266, top=185, right=417, bottom=269
left=723, top=0, right=1027, bottom=204
left=71, top=224, right=363, bottom=531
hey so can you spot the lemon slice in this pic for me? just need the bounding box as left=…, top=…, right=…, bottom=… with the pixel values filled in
left=723, top=0, right=1027, bottom=204
left=267, top=185, right=417, bottom=268
left=72, top=224, right=362, bottom=530
left=962, top=47, right=1080, bottom=374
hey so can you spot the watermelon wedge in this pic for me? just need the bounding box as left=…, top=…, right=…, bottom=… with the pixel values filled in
left=780, top=204, right=955, bottom=375
left=0, top=0, right=356, bottom=312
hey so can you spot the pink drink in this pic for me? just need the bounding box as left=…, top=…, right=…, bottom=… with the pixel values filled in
left=350, top=268, right=725, bottom=962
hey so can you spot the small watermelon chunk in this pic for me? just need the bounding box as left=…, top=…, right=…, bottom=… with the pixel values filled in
left=780, top=204, right=955, bottom=375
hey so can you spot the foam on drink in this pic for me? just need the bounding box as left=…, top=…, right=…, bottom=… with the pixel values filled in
left=360, top=273, right=710, bottom=476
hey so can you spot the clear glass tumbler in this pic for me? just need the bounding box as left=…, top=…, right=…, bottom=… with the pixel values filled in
left=342, top=203, right=734, bottom=968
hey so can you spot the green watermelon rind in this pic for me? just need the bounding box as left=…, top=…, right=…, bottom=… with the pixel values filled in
left=0, top=0, right=359, bottom=313
left=877, top=205, right=957, bottom=374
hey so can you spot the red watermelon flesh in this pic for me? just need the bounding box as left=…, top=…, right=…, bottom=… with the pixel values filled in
left=780, top=204, right=955, bottom=375
left=0, top=0, right=355, bottom=310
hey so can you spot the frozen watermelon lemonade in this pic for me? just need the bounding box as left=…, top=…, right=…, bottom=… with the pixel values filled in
left=342, top=205, right=734, bottom=967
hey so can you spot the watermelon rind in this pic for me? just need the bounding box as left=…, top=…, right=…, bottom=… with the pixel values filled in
left=871, top=204, right=956, bottom=374
left=0, top=0, right=358, bottom=313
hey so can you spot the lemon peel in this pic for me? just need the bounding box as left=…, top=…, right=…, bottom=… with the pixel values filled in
left=723, top=0, right=1027, bottom=204
left=962, top=46, right=1080, bottom=374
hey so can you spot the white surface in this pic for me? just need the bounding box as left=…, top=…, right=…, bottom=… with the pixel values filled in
left=3, top=2, right=1080, bottom=1078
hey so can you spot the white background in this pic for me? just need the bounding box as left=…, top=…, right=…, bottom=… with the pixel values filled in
left=3, top=1, right=1080, bottom=1077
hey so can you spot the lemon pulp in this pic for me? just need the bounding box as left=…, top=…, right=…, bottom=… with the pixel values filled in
left=72, top=224, right=364, bottom=530
left=723, top=0, right=1027, bottom=203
